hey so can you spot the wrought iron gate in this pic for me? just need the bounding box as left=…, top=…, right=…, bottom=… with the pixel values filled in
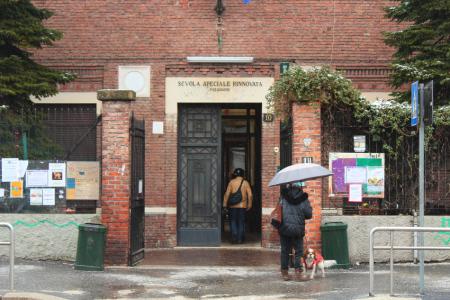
left=280, top=118, right=292, bottom=169
left=177, top=105, right=222, bottom=246
left=129, top=114, right=145, bottom=265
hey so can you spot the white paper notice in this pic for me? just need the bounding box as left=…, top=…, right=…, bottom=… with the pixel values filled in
left=26, top=170, right=49, bottom=187
left=348, top=184, right=363, bottom=202
left=138, top=179, right=143, bottom=194
left=18, top=160, right=29, bottom=178
left=48, top=163, right=66, bottom=187
left=0, top=188, right=4, bottom=198
left=345, top=166, right=367, bottom=184
left=30, top=189, right=43, bottom=205
left=1, top=158, right=19, bottom=182
left=42, top=188, right=55, bottom=206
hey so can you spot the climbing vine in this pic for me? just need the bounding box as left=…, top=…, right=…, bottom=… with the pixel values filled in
left=266, top=66, right=450, bottom=157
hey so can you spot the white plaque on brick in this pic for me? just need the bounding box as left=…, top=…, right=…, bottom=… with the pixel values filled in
left=152, top=121, right=164, bottom=134
left=118, top=66, right=150, bottom=97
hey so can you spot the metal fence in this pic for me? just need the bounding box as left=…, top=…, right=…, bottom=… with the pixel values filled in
left=280, top=118, right=292, bottom=170
left=321, top=108, right=450, bottom=215
left=0, top=103, right=99, bottom=161
left=36, top=104, right=99, bottom=161
left=0, top=223, right=15, bottom=290
left=369, top=226, right=450, bottom=296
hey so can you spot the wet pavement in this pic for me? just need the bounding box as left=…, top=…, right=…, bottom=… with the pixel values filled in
left=0, top=248, right=450, bottom=299
left=141, top=248, right=279, bottom=267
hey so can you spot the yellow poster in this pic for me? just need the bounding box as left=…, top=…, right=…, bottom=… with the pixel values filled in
left=66, top=188, right=76, bottom=200
left=10, top=180, right=24, bottom=198
left=66, top=162, right=100, bottom=200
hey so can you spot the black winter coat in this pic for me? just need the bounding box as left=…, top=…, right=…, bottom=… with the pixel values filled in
left=278, top=189, right=313, bottom=237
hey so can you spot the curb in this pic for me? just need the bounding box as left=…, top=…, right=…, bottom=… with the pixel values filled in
left=2, top=292, right=68, bottom=300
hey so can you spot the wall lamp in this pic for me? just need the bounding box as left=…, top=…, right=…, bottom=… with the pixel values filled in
left=215, top=0, right=225, bottom=16
left=186, top=56, right=254, bottom=64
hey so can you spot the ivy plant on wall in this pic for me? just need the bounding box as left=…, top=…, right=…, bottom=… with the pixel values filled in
left=266, top=66, right=450, bottom=157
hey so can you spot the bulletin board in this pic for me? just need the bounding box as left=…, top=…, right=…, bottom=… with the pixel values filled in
left=328, top=152, right=385, bottom=199
left=0, top=159, right=100, bottom=213
left=0, top=159, right=66, bottom=213
left=66, top=161, right=100, bottom=201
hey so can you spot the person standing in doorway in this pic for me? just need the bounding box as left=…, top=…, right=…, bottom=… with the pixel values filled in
left=223, top=168, right=253, bottom=244
left=278, top=182, right=312, bottom=281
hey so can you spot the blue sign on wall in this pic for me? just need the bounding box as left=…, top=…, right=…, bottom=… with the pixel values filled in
left=411, top=81, right=419, bottom=126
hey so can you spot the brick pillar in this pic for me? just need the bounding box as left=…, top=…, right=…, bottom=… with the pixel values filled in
left=98, top=89, right=136, bottom=265
left=292, top=102, right=322, bottom=251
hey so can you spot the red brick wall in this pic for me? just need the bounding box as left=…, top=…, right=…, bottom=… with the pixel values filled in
left=100, top=100, right=133, bottom=265
left=261, top=119, right=281, bottom=248
left=292, top=103, right=323, bottom=251
left=34, top=0, right=399, bottom=65
left=33, top=0, right=402, bottom=95
left=31, top=0, right=403, bottom=252
left=145, top=214, right=177, bottom=248
left=143, top=113, right=178, bottom=249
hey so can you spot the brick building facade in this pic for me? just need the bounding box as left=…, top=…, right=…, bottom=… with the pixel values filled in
left=33, top=0, right=400, bottom=264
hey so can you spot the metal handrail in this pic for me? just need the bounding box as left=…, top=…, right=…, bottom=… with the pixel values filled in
left=0, top=222, right=15, bottom=290
left=369, top=226, right=450, bottom=297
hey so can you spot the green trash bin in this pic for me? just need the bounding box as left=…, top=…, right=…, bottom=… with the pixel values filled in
left=75, top=223, right=107, bottom=271
left=321, top=222, right=350, bottom=269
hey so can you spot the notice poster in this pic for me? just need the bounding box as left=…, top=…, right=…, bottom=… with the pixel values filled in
left=332, top=158, right=355, bottom=193
left=26, top=170, right=48, bottom=187
left=30, top=188, right=43, bottom=205
left=48, top=163, right=66, bottom=187
left=18, top=160, right=29, bottom=178
left=66, top=162, right=100, bottom=200
left=1, top=158, right=19, bottom=182
left=353, top=135, right=366, bottom=153
left=66, top=177, right=75, bottom=199
left=10, top=180, right=24, bottom=198
left=367, top=167, right=385, bottom=194
left=348, top=184, right=363, bottom=202
left=345, top=167, right=367, bottom=184
left=0, top=188, right=5, bottom=198
left=42, top=188, right=56, bottom=206
left=329, top=152, right=384, bottom=198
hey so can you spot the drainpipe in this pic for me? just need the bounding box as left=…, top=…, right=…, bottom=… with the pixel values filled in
left=413, top=210, right=418, bottom=263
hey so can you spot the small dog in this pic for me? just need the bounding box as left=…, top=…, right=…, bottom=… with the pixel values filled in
left=301, top=248, right=325, bottom=279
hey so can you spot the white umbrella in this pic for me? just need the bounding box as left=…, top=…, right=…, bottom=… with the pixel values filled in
left=268, top=163, right=333, bottom=187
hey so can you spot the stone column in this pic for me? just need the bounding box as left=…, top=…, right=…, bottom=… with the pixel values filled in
left=292, top=102, right=322, bottom=250
left=97, top=89, right=135, bottom=265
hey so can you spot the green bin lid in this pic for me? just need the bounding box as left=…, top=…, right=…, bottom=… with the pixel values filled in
left=320, top=222, right=347, bottom=231
left=78, top=223, right=107, bottom=233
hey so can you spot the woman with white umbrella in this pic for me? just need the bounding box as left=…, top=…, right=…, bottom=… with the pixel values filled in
left=269, top=163, right=332, bottom=281
left=278, top=182, right=312, bottom=281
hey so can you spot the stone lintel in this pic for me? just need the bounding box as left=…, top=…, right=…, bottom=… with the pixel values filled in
left=97, top=89, right=136, bottom=101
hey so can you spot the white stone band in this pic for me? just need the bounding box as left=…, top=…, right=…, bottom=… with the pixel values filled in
left=145, top=207, right=176, bottom=215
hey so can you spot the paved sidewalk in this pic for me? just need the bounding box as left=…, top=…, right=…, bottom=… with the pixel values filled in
left=1, top=249, right=450, bottom=299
